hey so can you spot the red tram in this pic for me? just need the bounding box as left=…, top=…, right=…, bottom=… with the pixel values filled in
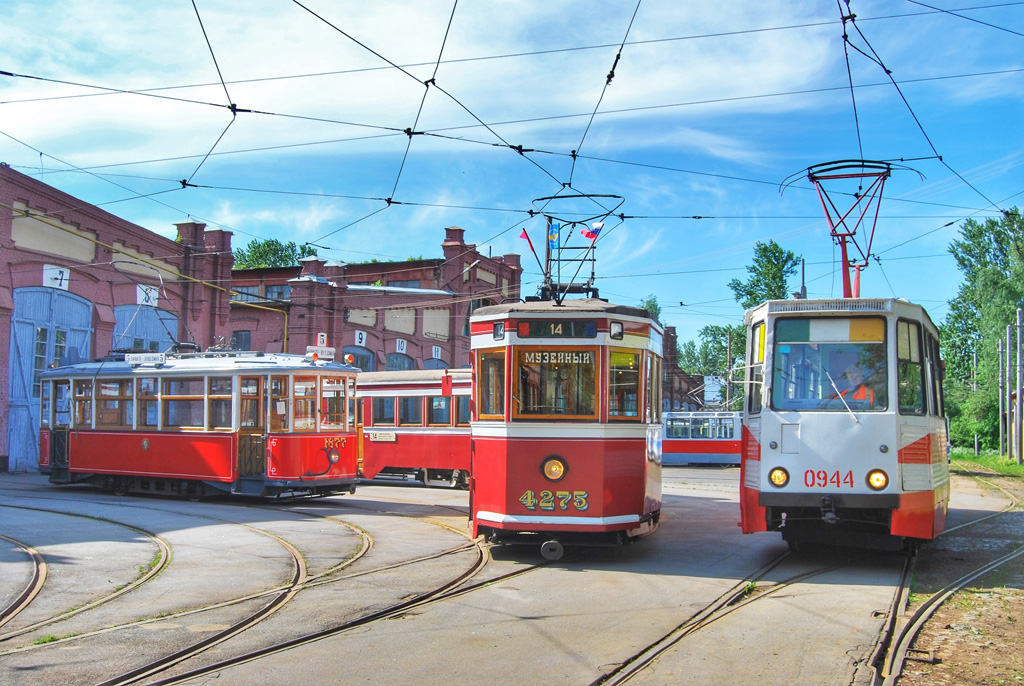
left=739, top=298, right=950, bottom=551
left=357, top=369, right=472, bottom=488
left=38, top=350, right=360, bottom=499
left=468, top=298, right=664, bottom=559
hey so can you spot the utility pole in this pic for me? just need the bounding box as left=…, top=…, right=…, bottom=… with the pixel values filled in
left=1017, top=309, right=1022, bottom=465
left=726, top=330, right=732, bottom=409
left=998, top=339, right=1005, bottom=457
left=974, top=350, right=979, bottom=456
left=1008, top=324, right=1014, bottom=463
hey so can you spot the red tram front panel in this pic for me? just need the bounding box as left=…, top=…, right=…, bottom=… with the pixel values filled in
left=472, top=431, right=659, bottom=535
left=267, top=433, right=359, bottom=482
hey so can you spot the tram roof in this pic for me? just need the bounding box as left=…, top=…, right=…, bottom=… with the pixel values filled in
left=473, top=297, right=655, bottom=322
left=746, top=297, right=937, bottom=331
left=39, top=351, right=360, bottom=379
left=357, top=368, right=472, bottom=385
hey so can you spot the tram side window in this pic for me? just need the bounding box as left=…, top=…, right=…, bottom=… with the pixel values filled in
left=898, top=320, right=926, bottom=415
left=54, top=380, right=72, bottom=428
left=73, top=380, right=92, bottom=427
left=926, top=333, right=943, bottom=417
left=372, top=397, right=396, bottom=426
left=321, top=377, right=347, bottom=430
left=96, top=379, right=133, bottom=428
left=240, top=377, right=263, bottom=430
left=163, top=377, right=204, bottom=429
left=270, top=375, right=289, bottom=432
left=719, top=417, right=735, bottom=439
left=208, top=377, right=233, bottom=430
left=456, top=396, right=471, bottom=426
left=40, top=380, right=51, bottom=428
left=609, top=351, right=640, bottom=419
left=478, top=351, right=506, bottom=418
left=666, top=417, right=690, bottom=439
left=399, top=396, right=424, bottom=426
left=428, top=396, right=452, bottom=426
left=516, top=349, right=596, bottom=417
left=137, top=378, right=158, bottom=428
left=749, top=322, right=764, bottom=414
left=293, top=377, right=317, bottom=431
left=647, top=354, right=662, bottom=424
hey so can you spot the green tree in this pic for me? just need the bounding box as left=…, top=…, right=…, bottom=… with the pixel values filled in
left=233, top=238, right=317, bottom=269
left=942, top=209, right=1024, bottom=449
left=727, top=240, right=800, bottom=308
left=640, top=294, right=662, bottom=324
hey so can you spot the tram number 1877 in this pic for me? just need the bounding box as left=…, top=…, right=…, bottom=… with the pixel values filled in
left=804, top=470, right=855, bottom=489
left=519, top=490, right=590, bottom=511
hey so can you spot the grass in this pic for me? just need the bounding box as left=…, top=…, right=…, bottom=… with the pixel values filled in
left=951, top=448, right=1024, bottom=480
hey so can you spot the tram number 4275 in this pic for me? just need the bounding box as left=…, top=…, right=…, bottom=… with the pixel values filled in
left=519, top=490, right=590, bottom=511
left=804, top=470, right=855, bottom=488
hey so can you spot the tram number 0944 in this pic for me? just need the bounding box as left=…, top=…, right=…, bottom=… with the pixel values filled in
left=804, top=470, right=855, bottom=489
left=519, top=490, right=590, bottom=511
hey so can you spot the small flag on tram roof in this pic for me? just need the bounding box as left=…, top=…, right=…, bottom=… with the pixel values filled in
left=581, top=222, right=603, bottom=242
left=547, top=223, right=560, bottom=250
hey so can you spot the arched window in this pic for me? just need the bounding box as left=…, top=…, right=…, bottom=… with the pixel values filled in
left=423, top=358, right=447, bottom=370
left=386, top=353, right=415, bottom=371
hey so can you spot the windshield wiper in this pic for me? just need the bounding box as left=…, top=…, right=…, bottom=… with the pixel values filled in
left=825, top=370, right=860, bottom=424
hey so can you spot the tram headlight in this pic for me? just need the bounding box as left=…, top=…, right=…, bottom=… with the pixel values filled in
left=541, top=457, right=568, bottom=482
left=768, top=467, right=789, bottom=488
left=866, top=469, right=889, bottom=491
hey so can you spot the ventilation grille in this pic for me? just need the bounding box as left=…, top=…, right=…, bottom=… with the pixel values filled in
left=768, top=298, right=892, bottom=314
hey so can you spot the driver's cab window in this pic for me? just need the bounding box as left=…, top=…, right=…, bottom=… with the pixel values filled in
left=771, top=317, right=888, bottom=412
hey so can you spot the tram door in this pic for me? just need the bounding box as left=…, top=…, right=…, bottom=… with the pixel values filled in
left=237, top=376, right=266, bottom=479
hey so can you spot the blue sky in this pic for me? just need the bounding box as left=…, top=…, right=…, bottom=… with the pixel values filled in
left=2, top=1, right=1021, bottom=344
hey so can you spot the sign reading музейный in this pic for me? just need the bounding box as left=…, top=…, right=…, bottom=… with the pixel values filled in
left=519, top=350, right=594, bottom=365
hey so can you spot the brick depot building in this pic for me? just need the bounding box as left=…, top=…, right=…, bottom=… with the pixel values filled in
left=0, top=164, right=521, bottom=471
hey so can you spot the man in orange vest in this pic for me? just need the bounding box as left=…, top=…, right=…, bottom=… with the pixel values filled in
left=840, top=366, right=874, bottom=406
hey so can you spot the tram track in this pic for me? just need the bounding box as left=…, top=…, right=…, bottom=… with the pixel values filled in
left=0, top=493, right=372, bottom=648
left=0, top=534, right=47, bottom=630
left=0, top=487, right=488, bottom=685
left=871, top=468, right=1023, bottom=685
left=133, top=541, right=558, bottom=686
left=0, top=502, right=172, bottom=641
left=591, top=548, right=913, bottom=686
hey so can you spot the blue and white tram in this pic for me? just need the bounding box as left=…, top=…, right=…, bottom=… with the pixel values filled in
left=663, top=411, right=741, bottom=465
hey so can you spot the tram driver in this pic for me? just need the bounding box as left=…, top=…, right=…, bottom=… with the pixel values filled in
left=839, top=365, right=875, bottom=407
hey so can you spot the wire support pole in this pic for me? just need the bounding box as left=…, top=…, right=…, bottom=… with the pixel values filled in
left=1017, top=309, right=1022, bottom=466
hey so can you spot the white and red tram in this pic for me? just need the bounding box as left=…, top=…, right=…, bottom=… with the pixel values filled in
left=38, top=350, right=360, bottom=499
left=357, top=369, right=472, bottom=488
left=740, top=298, right=949, bottom=550
left=468, top=298, right=664, bottom=559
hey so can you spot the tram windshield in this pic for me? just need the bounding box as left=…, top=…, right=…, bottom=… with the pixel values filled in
left=515, top=348, right=597, bottom=418
left=771, top=317, right=888, bottom=412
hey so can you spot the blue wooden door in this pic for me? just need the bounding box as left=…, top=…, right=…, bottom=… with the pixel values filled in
left=7, top=288, right=92, bottom=471
left=113, top=305, right=179, bottom=352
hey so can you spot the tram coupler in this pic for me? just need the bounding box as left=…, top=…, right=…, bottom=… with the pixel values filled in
left=820, top=495, right=839, bottom=525
left=540, top=540, right=564, bottom=561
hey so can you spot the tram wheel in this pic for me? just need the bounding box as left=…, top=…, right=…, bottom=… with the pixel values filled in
left=540, top=540, right=564, bottom=561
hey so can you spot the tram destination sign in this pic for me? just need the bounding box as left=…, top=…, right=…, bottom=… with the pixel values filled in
left=517, top=320, right=597, bottom=338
